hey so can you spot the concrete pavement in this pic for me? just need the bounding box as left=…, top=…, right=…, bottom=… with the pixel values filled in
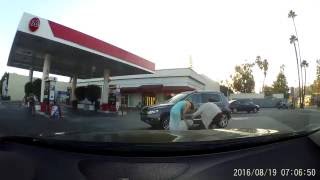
left=229, top=108, right=320, bottom=132
left=0, top=101, right=320, bottom=137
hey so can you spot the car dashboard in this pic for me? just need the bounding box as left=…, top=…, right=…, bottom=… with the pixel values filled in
left=1, top=131, right=320, bottom=180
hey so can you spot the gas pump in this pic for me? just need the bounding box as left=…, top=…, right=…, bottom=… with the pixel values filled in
left=105, top=85, right=121, bottom=112
left=43, top=77, right=56, bottom=114
left=115, top=85, right=121, bottom=111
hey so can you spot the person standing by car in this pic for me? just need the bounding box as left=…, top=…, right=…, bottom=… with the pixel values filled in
left=28, top=94, right=35, bottom=116
left=192, top=98, right=222, bottom=129
left=169, top=99, right=194, bottom=130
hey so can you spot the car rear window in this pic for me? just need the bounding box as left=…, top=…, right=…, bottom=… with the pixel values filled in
left=202, top=93, right=221, bottom=103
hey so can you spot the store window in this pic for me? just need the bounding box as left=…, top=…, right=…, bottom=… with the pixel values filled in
left=121, top=94, right=128, bottom=107
left=143, top=94, right=157, bottom=106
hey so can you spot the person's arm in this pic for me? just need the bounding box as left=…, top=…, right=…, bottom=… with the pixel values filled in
left=181, top=102, right=194, bottom=120
left=192, top=105, right=203, bottom=119
left=183, top=102, right=191, bottom=116
left=182, top=102, right=193, bottom=129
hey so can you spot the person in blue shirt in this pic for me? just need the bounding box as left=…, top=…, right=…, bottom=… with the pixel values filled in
left=169, top=99, right=194, bottom=130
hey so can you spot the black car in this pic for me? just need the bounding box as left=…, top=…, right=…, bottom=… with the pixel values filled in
left=229, top=100, right=260, bottom=113
left=276, top=101, right=289, bottom=109
left=140, top=91, right=231, bottom=130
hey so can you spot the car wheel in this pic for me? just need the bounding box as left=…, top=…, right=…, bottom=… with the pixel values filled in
left=161, top=116, right=170, bottom=130
left=232, top=108, right=238, bottom=113
left=253, top=108, right=257, bottom=113
left=217, top=113, right=228, bottom=128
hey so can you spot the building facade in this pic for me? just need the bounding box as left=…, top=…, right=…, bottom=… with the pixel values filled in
left=78, top=68, right=220, bottom=108
left=1, top=73, right=70, bottom=101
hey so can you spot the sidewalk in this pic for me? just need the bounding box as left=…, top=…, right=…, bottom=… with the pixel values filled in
left=297, top=106, right=320, bottom=113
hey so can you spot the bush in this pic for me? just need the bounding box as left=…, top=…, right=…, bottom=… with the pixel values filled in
left=75, top=86, right=86, bottom=101
left=72, top=100, right=78, bottom=109
left=32, top=79, right=42, bottom=101
left=24, top=79, right=41, bottom=100
left=86, top=85, right=101, bottom=103
left=1, top=96, right=10, bottom=100
left=24, top=82, right=33, bottom=97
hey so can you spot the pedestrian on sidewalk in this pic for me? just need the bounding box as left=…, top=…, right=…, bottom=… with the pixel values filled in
left=20, top=96, right=26, bottom=107
left=50, top=101, right=62, bottom=120
left=95, top=100, right=100, bottom=112
left=28, top=94, right=35, bottom=116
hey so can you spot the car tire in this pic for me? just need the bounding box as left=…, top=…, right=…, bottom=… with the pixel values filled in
left=217, top=113, right=228, bottom=128
left=161, top=116, right=170, bottom=130
left=253, top=108, right=258, bottom=113
left=232, top=108, right=238, bottom=113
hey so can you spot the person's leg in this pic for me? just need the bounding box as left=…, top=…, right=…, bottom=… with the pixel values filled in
left=209, top=113, right=223, bottom=129
left=178, top=120, right=188, bottom=130
left=32, top=106, right=35, bottom=115
left=169, top=111, right=180, bottom=130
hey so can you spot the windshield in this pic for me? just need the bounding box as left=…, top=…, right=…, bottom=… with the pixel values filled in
left=1, top=1, right=320, bottom=144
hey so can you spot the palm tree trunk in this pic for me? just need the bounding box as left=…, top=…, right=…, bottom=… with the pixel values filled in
left=293, top=42, right=302, bottom=107
left=262, top=75, right=266, bottom=93
left=304, top=67, right=307, bottom=105
left=292, top=18, right=304, bottom=108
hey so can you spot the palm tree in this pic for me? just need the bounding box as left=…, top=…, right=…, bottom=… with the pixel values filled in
left=289, top=10, right=304, bottom=108
left=301, top=60, right=309, bottom=106
left=255, top=56, right=269, bottom=93
left=290, top=35, right=302, bottom=107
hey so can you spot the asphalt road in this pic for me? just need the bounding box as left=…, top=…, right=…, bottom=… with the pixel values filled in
left=228, top=108, right=320, bottom=132
left=0, top=101, right=319, bottom=137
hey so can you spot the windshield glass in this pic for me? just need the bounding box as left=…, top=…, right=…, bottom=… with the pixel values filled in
left=1, top=1, right=320, bottom=144
left=166, top=93, right=188, bottom=104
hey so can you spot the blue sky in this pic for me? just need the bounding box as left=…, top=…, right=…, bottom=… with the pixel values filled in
left=0, top=0, right=78, bottom=80
left=1, top=0, right=320, bottom=92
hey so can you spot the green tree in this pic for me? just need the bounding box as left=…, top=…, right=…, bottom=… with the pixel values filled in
left=311, top=60, right=320, bottom=106
left=86, top=85, right=101, bottom=103
left=24, top=82, right=33, bottom=97
left=231, top=63, right=255, bottom=93
left=290, top=35, right=302, bottom=107
left=263, top=85, right=273, bottom=96
left=75, top=86, right=86, bottom=101
left=220, top=85, right=234, bottom=97
left=32, top=79, right=42, bottom=101
left=272, top=65, right=289, bottom=99
left=255, top=56, right=269, bottom=92
left=1, top=72, right=9, bottom=97
left=289, top=10, right=304, bottom=108
left=301, top=60, right=309, bottom=106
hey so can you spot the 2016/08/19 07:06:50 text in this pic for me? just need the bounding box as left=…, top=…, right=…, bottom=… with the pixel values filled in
left=233, top=168, right=317, bottom=177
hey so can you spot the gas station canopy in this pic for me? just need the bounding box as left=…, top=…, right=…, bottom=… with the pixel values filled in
left=7, top=13, right=155, bottom=79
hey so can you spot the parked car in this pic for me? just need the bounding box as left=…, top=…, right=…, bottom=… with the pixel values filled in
left=276, top=101, right=289, bottom=109
left=229, top=100, right=260, bottom=113
left=140, top=91, right=231, bottom=130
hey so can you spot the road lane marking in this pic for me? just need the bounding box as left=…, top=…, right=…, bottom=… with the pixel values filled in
left=231, top=117, right=250, bottom=120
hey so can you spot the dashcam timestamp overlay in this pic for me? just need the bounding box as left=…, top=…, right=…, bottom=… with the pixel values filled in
left=233, top=168, right=317, bottom=177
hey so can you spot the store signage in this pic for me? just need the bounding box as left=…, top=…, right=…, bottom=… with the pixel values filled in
left=29, top=17, right=40, bottom=32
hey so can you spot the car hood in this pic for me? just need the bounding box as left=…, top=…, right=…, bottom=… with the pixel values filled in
left=40, top=128, right=288, bottom=143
